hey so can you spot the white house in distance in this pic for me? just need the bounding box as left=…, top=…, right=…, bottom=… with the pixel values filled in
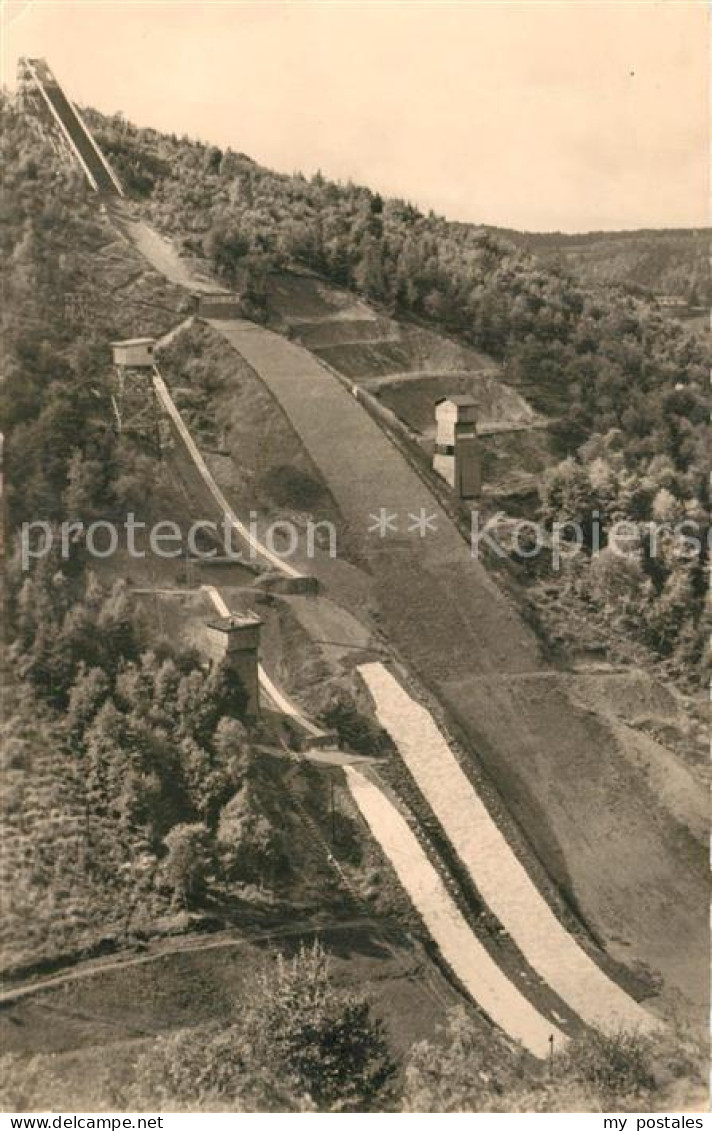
left=193, top=292, right=243, bottom=319
left=433, top=395, right=481, bottom=499
left=111, top=337, right=156, bottom=368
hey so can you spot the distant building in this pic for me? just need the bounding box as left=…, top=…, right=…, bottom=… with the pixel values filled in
left=433, top=395, right=481, bottom=499
left=656, top=295, right=687, bottom=309
left=205, top=613, right=262, bottom=719
left=111, top=337, right=156, bottom=368
left=194, top=292, right=243, bottom=319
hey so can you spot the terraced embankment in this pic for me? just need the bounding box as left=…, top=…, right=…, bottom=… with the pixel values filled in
left=267, top=273, right=538, bottom=431
left=266, top=273, right=551, bottom=495
left=208, top=315, right=708, bottom=1021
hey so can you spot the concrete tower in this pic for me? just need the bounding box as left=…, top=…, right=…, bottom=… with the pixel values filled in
left=206, top=613, right=263, bottom=720
left=433, top=395, right=481, bottom=499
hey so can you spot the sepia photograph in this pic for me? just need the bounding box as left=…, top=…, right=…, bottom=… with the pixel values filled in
left=0, top=0, right=709, bottom=1120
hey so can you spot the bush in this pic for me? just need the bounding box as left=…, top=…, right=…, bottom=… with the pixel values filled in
left=317, top=688, right=394, bottom=756
left=124, top=940, right=396, bottom=1112
left=160, top=823, right=213, bottom=908
left=555, top=1028, right=656, bottom=1099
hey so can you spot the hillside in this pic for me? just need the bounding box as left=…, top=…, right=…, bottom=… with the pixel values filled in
left=86, top=106, right=710, bottom=434
left=2, top=84, right=710, bottom=1111
left=485, top=226, right=711, bottom=309
left=0, top=92, right=423, bottom=988
left=125, top=113, right=709, bottom=683
left=3, top=96, right=550, bottom=1109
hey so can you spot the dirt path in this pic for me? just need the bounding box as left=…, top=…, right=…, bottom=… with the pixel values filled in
left=357, top=661, right=661, bottom=1035
left=0, top=919, right=377, bottom=1007
left=345, top=767, right=563, bottom=1058
left=105, top=201, right=216, bottom=292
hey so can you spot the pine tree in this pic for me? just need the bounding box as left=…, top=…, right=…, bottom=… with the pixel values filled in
left=242, top=941, right=397, bottom=1111
left=161, top=822, right=212, bottom=908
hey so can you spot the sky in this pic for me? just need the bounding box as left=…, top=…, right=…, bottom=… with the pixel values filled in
left=2, top=0, right=709, bottom=232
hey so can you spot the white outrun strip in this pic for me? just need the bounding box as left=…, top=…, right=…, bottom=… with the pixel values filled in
left=345, top=766, right=564, bottom=1058
left=358, top=662, right=662, bottom=1036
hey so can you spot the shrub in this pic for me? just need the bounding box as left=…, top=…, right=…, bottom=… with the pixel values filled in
left=554, top=1027, right=656, bottom=1099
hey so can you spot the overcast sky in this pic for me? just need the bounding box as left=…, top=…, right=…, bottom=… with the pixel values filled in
left=2, top=1, right=708, bottom=232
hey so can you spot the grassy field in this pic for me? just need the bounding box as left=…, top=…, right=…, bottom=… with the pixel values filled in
left=0, top=922, right=457, bottom=1055
left=0, top=921, right=468, bottom=1109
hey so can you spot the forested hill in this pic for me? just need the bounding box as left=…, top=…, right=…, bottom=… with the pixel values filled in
left=4, top=95, right=710, bottom=684
left=482, top=226, right=711, bottom=305
left=2, top=91, right=710, bottom=1113
left=88, top=107, right=709, bottom=446
left=82, top=105, right=709, bottom=684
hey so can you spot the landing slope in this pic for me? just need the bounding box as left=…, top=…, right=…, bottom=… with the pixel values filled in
left=210, top=316, right=708, bottom=1021
left=358, top=663, right=659, bottom=1034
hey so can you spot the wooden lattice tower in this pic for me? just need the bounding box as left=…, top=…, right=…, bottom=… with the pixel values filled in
left=110, top=339, right=162, bottom=455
